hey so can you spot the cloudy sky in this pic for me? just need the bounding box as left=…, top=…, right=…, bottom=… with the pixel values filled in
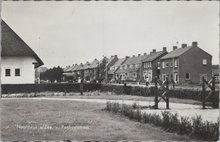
left=1, top=1, right=219, bottom=68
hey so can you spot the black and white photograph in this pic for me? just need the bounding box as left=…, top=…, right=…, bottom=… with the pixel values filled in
left=0, top=0, right=219, bottom=141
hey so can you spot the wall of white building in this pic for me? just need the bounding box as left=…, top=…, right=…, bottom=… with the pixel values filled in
left=1, top=56, right=37, bottom=84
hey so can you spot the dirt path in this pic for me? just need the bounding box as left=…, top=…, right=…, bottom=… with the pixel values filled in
left=3, top=97, right=219, bottom=122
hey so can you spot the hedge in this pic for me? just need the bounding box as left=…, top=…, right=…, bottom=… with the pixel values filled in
left=2, top=83, right=101, bottom=94
left=101, top=84, right=219, bottom=106
left=105, top=102, right=219, bottom=141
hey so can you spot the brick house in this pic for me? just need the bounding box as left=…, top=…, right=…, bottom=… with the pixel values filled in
left=105, top=55, right=119, bottom=82
left=63, top=64, right=78, bottom=81
left=107, top=57, right=129, bottom=82
left=83, top=61, right=91, bottom=81
left=74, top=63, right=84, bottom=79
left=115, top=53, right=149, bottom=82
left=160, top=42, right=212, bottom=84
left=141, top=47, right=167, bottom=82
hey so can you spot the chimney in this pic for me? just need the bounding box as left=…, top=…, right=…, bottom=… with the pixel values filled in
left=144, top=53, right=147, bottom=55
left=138, top=54, right=141, bottom=56
left=111, top=55, right=113, bottom=57
left=192, top=41, right=198, bottom=47
left=150, top=49, right=156, bottom=54
left=163, top=47, right=167, bottom=52
left=114, top=55, right=117, bottom=58
left=182, top=44, right=187, bottom=48
left=132, top=55, right=135, bottom=57
left=173, top=46, right=177, bottom=50
left=125, top=56, right=129, bottom=59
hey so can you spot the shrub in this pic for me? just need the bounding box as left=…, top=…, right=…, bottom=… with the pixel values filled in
left=101, top=84, right=219, bottom=106
left=105, top=102, right=219, bottom=141
left=2, top=83, right=102, bottom=94
left=178, top=116, right=192, bottom=135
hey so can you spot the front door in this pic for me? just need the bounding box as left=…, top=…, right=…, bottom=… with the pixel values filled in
left=174, top=73, right=179, bottom=83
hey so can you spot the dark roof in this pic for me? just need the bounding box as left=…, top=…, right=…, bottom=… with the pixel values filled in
left=160, top=46, right=193, bottom=60
left=1, top=20, right=44, bottom=68
left=108, top=57, right=128, bottom=74
left=116, top=68, right=139, bottom=74
left=90, top=59, right=99, bottom=68
left=112, top=57, right=127, bottom=67
left=64, top=66, right=71, bottom=72
left=142, top=51, right=167, bottom=62
left=75, top=63, right=84, bottom=71
left=106, top=55, right=117, bottom=67
left=83, top=62, right=91, bottom=70
left=123, top=54, right=148, bottom=65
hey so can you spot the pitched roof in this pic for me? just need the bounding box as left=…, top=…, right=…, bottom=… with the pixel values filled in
left=63, top=66, right=71, bottom=72
left=142, top=51, right=167, bottom=62
left=160, top=46, right=193, bottom=60
left=108, top=57, right=128, bottom=74
left=75, top=63, right=84, bottom=71
left=123, top=54, right=148, bottom=65
left=116, top=68, right=139, bottom=74
left=1, top=20, right=44, bottom=68
left=106, top=55, right=118, bottom=67
left=113, top=57, right=127, bottom=67
left=89, top=59, right=99, bottom=68
left=83, top=62, right=91, bottom=70
left=65, top=64, right=79, bottom=72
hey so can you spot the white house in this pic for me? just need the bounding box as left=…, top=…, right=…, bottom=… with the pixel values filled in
left=1, top=20, right=44, bottom=84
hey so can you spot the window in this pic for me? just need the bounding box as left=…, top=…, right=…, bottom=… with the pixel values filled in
left=170, top=61, right=173, bottom=67
left=5, top=69, right=10, bottom=76
left=149, top=62, right=152, bottom=67
left=166, top=62, right=169, bottom=67
left=174, top=59, right=178, bottom=67
left=157, top=62, right=160, bottom=67
left=203, top=59, right=207, bottom=65
left=185, top=73, right=190, bottom=80
left=15, top=69, right=20, bottom=76
left=162, top=62, right=165, bottom=68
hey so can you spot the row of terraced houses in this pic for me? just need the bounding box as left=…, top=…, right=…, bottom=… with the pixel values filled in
left=63, top=41, right=212, bottom=84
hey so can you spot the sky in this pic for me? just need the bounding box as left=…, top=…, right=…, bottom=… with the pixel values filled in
left=1, top=1, right=219, bottom=68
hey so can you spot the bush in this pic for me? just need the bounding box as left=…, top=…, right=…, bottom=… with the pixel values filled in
left=105, top=102, right=219, bottom=141
left=2, top=83, right=102, bottom=94
left=101, top=84, right=219, bottom=106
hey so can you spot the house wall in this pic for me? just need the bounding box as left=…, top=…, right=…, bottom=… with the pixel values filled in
left=179, top=47, right=212, bottom=84
left=160, top=58, right=179, bottom=82
left=1, top=56, right=37, bottom=84
left=160, top=47, right=212, bottom=84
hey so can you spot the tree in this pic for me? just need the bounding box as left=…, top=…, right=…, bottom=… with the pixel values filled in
left=40, top=66, right=63, bottom=83
left=97, top=58, right=108, bottom=83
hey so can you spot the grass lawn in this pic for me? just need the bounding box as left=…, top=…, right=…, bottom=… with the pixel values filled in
left=1, top=99, right=192, bottom=141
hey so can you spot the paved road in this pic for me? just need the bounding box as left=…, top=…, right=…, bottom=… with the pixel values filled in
left=2, top=97, right=219, bottom=122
